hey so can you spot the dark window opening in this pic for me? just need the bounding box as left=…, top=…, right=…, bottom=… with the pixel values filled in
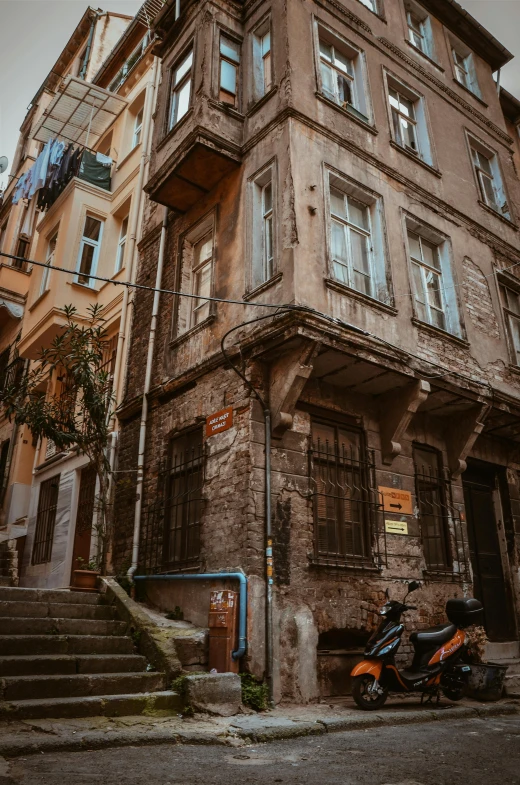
left=310, top=420, right=373, bottom=565
left=163, top=429, right=204, bottom=571
left=32, top=475, right=60, bottom=565
left=413, top=445, right=452, bottom=572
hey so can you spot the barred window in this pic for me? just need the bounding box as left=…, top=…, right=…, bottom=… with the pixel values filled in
left=164, top=429, right=204, bottom=570
left=413, top=445, right=452, bottom=572
left=310, top=420, right=372, bottom=564
left=32, top=475, right=60, bottom=565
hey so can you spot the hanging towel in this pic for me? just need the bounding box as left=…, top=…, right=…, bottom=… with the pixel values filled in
left=95, top=152, right=113, bottom=167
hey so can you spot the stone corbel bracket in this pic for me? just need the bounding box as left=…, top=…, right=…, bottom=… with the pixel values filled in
left=270, top=339, right=320, bottom=437
left=380, top=379, right=431, bottom=465
left=446, top=402, right=491, bottom=478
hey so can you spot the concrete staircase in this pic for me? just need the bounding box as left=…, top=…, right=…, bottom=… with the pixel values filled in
left=0, top=586, right=181, bottom=719
left=486, top=641, right=520, bottom=697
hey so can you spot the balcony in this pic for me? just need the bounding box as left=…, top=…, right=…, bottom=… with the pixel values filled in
left=0, top=264, right=28, bottom=330
left=0, top=357, right=25, bottom=396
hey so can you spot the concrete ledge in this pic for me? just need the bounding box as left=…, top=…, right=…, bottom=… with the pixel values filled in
left=185, top=673, right=243, bottom=717
left=100, top=578, right=183, bottom=680
left=0, top=701, right=516, bottom=757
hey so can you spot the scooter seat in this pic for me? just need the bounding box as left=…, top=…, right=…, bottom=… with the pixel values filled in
left=410, top=623, right=456, bottom=650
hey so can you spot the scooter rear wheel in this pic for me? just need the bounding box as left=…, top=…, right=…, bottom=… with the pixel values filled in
left=352, top=675, right=389, bottom=710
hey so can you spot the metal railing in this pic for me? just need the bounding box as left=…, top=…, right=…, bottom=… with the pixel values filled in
left=109, top=32, right=153, bottom=93
left=309, top=441, right=386, bottom=570
left=0, top=357, right=25, bottom=395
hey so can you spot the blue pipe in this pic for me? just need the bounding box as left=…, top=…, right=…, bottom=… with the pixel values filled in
left=133, top=572, right=247, bottom=660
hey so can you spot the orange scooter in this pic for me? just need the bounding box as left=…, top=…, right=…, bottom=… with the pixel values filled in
left=351, top=581, right=483, bottom=710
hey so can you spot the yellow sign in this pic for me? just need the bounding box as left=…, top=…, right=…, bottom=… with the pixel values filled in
left=378, top=486, right=413, bottom=516
left=385, top=520, right=409, bottom=535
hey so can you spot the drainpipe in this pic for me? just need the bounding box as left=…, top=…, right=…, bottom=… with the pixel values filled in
left=496, top=68, right=501, bottom=94
left=134, top=572, right=248, bottom=659
left=175, top=0, right=181, bottom=21
left=127, top=205, right=169, bottom=585
left=78, top=14, right=98, bottom=81
left=111, top=55, right=160, bottom=418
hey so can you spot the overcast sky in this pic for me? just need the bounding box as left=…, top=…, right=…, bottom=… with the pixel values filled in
left=1, top=0, right=520, bottom=189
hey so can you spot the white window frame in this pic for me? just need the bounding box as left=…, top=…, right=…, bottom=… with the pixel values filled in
left=219, top=33, right=241, bottom=108
left=191, top=233, right=214, bottom=328
left=250, top=164, right=276, bottom=290
left=115, top=215, right=129, bottom=274
left=169, top=49, right=193, bottom=130
left=468, top=135, right=510, bottom=219
left=404, top=2, right=434, bottom=59
left=316, top=26, right=371, bottom=123
left=358, top=0, right=377, bottom=12
left=449, top=37, right=480, bottom=97
left=404, top=216, right=460, bottom=336
left=252, top=20, right=272, bottom=101
left=40, top=230, right=58, bottom=297
left=176, top=214, right=215, bottom=337
left=75, top=216, right=103, bottom=288
left=132, top=107, right=144, bottom=149
left=326, top=170, right=390, bottom=303
left=500, top=281, right=520, bottom=366
left=385, top=74, right=433, bottom=166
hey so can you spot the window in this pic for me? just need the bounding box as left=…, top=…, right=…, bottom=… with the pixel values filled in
left=251, top=166, right=275, bottom=289
left=253, top=25, right=272, bottom=100
left=115, top=216, right=128, bottom=273
left=450, top=40, right=480, bottom=96
left=407, top=229, right=445, bottom=330
left=0, top=440, right=10, bottom=497
left=132, top=107, right=144, bottom=148
left=14, top=237, right=29, bottom=270
left=176, top=216, right=215, bottom=337
left=32, top=475, right=60, bottom=565
left=500, top=284, right=520, bottom=365
left=469, top=139, right=510, bottom=218
left=76, top=216, right=103, bottom=287
left=0, top=220, right=8, bottom=253
left=327, top=172, right=389, bottom=302
left=387, top=75, right=433, bottom=165
left=40, top=231, right=58, bottom=297
left=219, top=35, right=240, bottom=107
left=358, top=0, right=376, bottom=10
left=191, top=233, right=213, bottom=327
left=310, top=420, right=372, bottom=565
left=405, top=3, right=434, bottom=58
left=389, top=87, right=418, bottom=154
left=318, top=33, right=369, bottom=121
left=413, top=446, right=451, bottom=572
left=164, top=429, right=203, bottom=570
left=169, top=49, right=193, bottom=129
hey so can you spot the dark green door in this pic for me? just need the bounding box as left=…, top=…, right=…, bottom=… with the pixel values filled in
left=463, top=464, right=516, bottom=642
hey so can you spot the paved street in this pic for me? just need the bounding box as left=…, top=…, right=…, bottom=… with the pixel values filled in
left=2, top=714, right=520, bottom=785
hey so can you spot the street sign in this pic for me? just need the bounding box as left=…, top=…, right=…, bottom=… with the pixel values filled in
left=385, top=520, right=409, bottom=535
left=205, top=406, right=233, bottom=437
left=378, top=486, right=413, bottom=516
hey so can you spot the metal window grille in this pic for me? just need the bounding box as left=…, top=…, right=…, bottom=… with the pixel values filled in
left=309, top=421, right=384, bottom=569
left=100, top=334, right=118, bottom=406
left=32, top=475, right=60, bottom=565
left=163, top=431, right=204, bottom=570
left=413, top=446, right=468, bottom=578
left=0, top=356, right=25, bottom=395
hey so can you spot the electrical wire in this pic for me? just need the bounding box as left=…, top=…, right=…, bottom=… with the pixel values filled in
left=0, top=248, right=494, bottom=391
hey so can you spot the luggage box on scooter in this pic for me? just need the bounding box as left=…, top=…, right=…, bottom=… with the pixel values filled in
left=446, top=598, right=483, bottom=628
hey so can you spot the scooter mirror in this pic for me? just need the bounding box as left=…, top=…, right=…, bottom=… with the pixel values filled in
left=385, top=588, right=390, bottom=600
left=406, top=580, right=421, bottom=594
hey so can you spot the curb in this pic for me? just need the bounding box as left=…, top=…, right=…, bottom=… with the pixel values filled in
left=0, top=703, right=518, bottom=758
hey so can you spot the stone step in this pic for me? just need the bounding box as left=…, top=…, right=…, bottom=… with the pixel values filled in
left=0, top=617, right=126, bottom=636
left=0, top=671, right=166, bottom=701
left=0, top=654, right=147, bottom=676
left=0, top=601, right=116, bottom=620
left=485, top=641, right=520, bottom=660
left=0, top=587, right=102, bottom=604
left=0, top=690, right=182, bottom=720
left=0, top=635, right=135, bottom=656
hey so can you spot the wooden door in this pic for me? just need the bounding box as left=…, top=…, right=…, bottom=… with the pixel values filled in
left=70, top=465, right=97, bottom=581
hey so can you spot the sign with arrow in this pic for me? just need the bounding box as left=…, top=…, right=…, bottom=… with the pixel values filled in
left=378, top=486, right=413, bottom=516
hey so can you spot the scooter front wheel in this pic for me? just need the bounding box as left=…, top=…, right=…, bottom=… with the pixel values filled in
left=352, top=675, right=389, bottom=711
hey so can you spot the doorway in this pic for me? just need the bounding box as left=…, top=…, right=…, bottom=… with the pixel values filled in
left=70, top=464, right=97, bottom=582
left=462, top=461, right=517, bottom=642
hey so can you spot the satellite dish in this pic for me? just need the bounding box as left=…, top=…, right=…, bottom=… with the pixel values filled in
left=0, top=157, right=8, bottom=175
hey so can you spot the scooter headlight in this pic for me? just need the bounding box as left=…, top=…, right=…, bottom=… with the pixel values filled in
left=379, top=640, right=398, bottom=656
left=379, top=604, right=391, bottom=616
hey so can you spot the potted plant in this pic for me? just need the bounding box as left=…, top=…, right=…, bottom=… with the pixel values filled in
left=466, top=626, right=508, bottom=701
left=72, top=556, right=100, bottom=592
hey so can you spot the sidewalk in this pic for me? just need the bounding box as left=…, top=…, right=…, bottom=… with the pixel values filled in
left=0, top=695, right=518, bottom=757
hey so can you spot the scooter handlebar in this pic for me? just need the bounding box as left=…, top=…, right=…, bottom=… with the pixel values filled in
left=405, top=605, right=417, bottom=610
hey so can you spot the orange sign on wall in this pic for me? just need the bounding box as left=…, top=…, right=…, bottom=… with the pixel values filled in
left=378, top=486, right=413, bottom=516
left=205, top=406, right=233, bottom=437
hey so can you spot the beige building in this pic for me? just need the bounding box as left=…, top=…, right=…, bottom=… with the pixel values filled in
left=113, top=0, right=520, bottom=701
left=0, top=2, right=162, bottom=589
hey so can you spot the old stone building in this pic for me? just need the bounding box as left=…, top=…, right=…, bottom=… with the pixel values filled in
left=114, top=0, right=520, bottom=702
